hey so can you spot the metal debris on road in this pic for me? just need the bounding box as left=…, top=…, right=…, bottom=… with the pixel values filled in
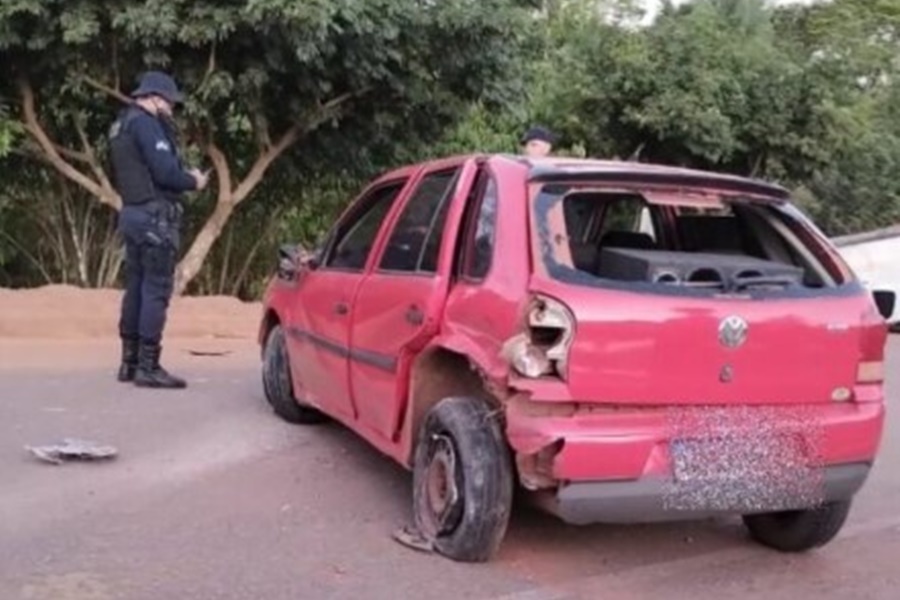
left=187, top=349, right=232, bottom=357
left=391, top=525, right=435, bottom=554
left=25, top=438, right=118, bottom=465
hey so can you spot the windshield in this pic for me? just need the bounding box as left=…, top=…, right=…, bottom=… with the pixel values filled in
left=530, top=183, right=856, bottom=299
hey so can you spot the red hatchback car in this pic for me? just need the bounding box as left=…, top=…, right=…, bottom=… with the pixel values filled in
left=259, top=154, right=895, bottom=562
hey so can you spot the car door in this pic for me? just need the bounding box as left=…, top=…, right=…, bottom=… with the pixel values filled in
left=286, top=178, right=410, bottom=420
left=349, top=159, right=480, bottom=441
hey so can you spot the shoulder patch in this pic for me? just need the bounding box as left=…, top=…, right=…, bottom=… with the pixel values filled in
left=155, top=140, right=171, bottom=152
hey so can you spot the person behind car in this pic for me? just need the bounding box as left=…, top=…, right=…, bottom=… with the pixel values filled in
left=521, top=125, right=557, bottom=158
left=108, top=71, right=209, bottom=389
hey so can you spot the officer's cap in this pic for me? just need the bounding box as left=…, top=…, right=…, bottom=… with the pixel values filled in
left=131, top=71, right=185, bottom=105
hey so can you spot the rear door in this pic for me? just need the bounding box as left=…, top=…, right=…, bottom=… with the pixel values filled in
left=287, top=178, right=409, bottom=419
left=349, top=159, right=480, bottom=441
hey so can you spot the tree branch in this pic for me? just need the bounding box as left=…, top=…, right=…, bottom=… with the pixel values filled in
left=231, top=206, right=284, bottom=297
left=73, top=116, right=115, bottom=195
left=321, top=90, right=358, bottom=112
left=17, top=77, right=121, bottom=210
left=232, top=123, right=300, bottom=205
left=57, top=144, right=92, bottom=164
left=627, top=142, right=645, bottom=162
left=251, top=110, right=273, bottom=154
left=17, top=141, right=90, bottom=165
left=231, top=88, right=368, bottom=206
left=173, top=87, right=369, bottom=294
left=111, top=35, right=121, bottom=92
left=82, top=75, right=132, bottom=105
left=0, top=229, right=54, bottom=284
left=206, top=140, right=233, bottom=201
left=204, top=41, right=217, bottom=85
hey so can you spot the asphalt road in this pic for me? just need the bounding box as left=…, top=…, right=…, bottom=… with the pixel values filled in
left=1, top=336, right=898, bottom=600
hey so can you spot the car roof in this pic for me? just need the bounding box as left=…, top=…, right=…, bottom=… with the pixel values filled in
left=375, top=153, right=791, bottom=201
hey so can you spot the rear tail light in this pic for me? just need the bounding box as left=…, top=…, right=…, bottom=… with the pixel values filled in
left=503, top=295, right=575, bottom=380
left=857, top=361, right=885, bottom=384
left=855, top=299, right=889, bottom=388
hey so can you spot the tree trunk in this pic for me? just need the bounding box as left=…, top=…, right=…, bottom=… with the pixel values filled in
left=172, top=125, right=302, bottom=296
left=17, top=78, right=121, bottom=211
left=175, top=197, right=236, bottom=295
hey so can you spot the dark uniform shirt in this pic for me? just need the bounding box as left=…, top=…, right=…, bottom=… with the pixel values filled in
left=109, top=106, right=196, bottom=207
left=111, top=105, right=196, bottom=346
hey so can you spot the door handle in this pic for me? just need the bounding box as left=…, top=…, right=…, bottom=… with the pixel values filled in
left=405, top=305, right=424, bottom=326
left=335, top=302, right=349, bottom=316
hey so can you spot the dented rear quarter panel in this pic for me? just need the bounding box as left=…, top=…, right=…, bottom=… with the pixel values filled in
left=438, top=157, right=534, bottom=378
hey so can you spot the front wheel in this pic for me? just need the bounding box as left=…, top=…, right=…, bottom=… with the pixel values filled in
left=743, top=500, right=852, bottom=552
left=262, top=324, right=326, bottom=425
left=412, top=396, right=514, bottom=563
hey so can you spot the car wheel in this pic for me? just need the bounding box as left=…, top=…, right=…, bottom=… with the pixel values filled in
left=743, top=500, right=852, bottom=552
left=412, top=396, right=514, bottom=563
left=262, top=324, right=326, bottom=425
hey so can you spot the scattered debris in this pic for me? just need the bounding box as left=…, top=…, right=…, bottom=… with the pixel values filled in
left=26, top=438, right=118, bottom=465
left=187, top=349, right=232, bottom=357
left=391, top=524, right=434, bottom=554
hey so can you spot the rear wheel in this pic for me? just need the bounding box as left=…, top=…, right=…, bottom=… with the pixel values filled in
left=412, top=396, right=513, bottom=563
left=743, top=500, right=851, bottom=552
left=262, top=324, right=326, bottom=425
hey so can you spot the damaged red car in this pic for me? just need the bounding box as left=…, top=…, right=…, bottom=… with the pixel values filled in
left=259, top=154, right=894, bottom=562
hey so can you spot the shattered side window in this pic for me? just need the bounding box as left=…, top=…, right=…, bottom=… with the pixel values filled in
left=463, top=175, right=498, bottom=280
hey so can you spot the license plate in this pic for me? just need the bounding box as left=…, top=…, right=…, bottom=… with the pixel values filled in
left=665, top=434, right=824, bottom=512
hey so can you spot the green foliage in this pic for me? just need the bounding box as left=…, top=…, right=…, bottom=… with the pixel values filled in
left=0, top=98, right=20, bottom=157
left=1, top=0, right=899, bottom=296
left=0, top=0, right=532, bottom=293
left=528, top=0, right=900, bottom=233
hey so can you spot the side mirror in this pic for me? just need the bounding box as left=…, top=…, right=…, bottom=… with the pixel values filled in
left=297, top=245, right=320, bottom=271
left=873, top=290, right=896, bottom=321
left=277, top=243, right=319, bottom=281
left=277, top=244, right=300, bottom=280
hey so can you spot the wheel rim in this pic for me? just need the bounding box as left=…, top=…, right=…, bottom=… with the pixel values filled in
left=420, top=433, right=463, bottom=537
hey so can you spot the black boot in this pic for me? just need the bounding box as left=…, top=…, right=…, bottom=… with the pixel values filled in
left=117, top=338, right=140, bottom=382
left=134, top=342, right=186, bottom=389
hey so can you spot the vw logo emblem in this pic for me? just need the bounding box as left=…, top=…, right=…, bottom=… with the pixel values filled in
left=718, top=315, right=748, bottom=348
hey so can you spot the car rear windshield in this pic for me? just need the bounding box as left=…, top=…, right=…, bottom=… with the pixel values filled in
left=530, top=184, right=857, bottom=299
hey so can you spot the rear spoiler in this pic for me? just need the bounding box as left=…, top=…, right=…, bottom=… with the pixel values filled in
left=527, top=166, right=790, bottom=201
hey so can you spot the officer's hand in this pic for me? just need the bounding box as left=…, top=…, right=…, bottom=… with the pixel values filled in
left=189, top=168, right=210, bottom=191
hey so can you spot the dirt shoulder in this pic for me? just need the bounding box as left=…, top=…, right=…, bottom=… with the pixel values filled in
left=0, top=285, right=262, bottom=340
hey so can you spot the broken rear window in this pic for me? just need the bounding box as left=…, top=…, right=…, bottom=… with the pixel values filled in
left=530, top=184, right=856, bottom=299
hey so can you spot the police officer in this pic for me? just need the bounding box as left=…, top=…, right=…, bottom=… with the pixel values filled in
left=521, top=125, right=557, bottom=158
left=109, top=71, right=209, bottom=389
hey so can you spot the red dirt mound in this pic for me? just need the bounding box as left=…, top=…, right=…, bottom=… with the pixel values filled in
left=0, top=285, right=262, bottom=340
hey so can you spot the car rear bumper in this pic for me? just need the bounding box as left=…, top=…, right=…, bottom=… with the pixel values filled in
left=506, top=400, right=885, bottom=523
left=532, top=462, right=870, bottom=525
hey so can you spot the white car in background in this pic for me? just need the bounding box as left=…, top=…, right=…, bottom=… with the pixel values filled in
left=834, top=226, right=900, bottom=330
